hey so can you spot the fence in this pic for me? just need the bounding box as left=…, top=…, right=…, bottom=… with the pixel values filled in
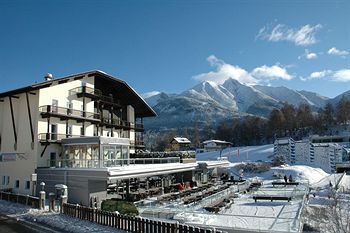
left=62, top=203, right=223, bottom=233
left=0, top=191, right=39, bottom=208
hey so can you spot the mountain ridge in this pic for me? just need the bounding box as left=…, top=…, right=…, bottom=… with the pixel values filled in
left=142, top=79, right=347, bottom=130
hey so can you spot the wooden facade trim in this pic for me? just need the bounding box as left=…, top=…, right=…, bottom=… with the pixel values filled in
left=26, top=92, right=35, bottom=146
left=9, top=96, right=17, bottom=149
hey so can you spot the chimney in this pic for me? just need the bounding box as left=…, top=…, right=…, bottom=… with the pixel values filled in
left=44, top=73, right=53, bottom=81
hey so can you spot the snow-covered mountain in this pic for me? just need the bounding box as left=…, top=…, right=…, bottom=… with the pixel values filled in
left=329, top=90, right=350, bottom=106
left=253, top=85, right=329, bottom=107
left=143, top=79, right=338, bottom=130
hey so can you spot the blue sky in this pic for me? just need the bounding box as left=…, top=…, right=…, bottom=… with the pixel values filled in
left=0, top=0, right=349, bottom=98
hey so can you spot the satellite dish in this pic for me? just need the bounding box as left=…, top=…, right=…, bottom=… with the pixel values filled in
left=44, top=73, right=53, bottom=81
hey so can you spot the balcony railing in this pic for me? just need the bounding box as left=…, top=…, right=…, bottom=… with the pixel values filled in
left=131, top=140, right=145, bottom=149
left=101, top=117, right=131, bottom=128
left=38, top=133, right=85, bottom=143
left=69, top=86, right=102, bottom=97
left=69, top=86, right=121, bottom=106
left=39, top=105, right=100, bottom=122
left=101, top=118, right=144, bottom=131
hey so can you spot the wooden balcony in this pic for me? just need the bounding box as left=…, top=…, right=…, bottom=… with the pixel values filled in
left=39, top=105, right=100, bottom=124
left=69, top=86, right=121, bottom=107
left=69, top=86, right=102, bottom=99
left=131, top=140, right=145, bottom=149
left=38, top=133, right=89, bottom=145
left=100, top=118, right=144, bottom=132
left=133, top=123, right=144, bottom=132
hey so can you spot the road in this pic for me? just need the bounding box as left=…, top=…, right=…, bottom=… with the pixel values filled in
left=0, top=214, right=62, bottom=233
left=0, top=214, right=39, bottom=233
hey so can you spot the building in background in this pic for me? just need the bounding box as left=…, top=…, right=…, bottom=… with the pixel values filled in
left=274, top=135, right=348, bottom=173
left=170, top=137, right=191, bottom=151
left=273, top=137, right=295, bottom=164
left=202, top=140, right=233, bottom=152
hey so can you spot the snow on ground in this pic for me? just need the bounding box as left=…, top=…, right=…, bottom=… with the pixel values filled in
left=0, top=200, right=125, bottom=233
left=174, top=184, right=307, bottom=233
left=338, top=175, right=350, bottom=192
left=196, top=144, right=274, bottom=163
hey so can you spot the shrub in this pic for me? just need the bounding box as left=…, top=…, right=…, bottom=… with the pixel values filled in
left=101, top=199, right=139, bottom=216
left=271, top=155, right=286, bottom=166
left=236, top=162, right=271, bottom=173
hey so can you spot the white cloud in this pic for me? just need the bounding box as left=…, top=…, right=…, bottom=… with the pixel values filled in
left=327, top=47, right=349, bottom=57
left=142, top=91, right=161, bottom=98
left=298, top=49, right=318, bottom=60
left=308, top=70, right=332, bottom=80
left=333, top=69, right=350, bottom=82
left=193, top=55, right=259, bottom=85
left=304, top=69, right=350, bottom=82
left=257, top=23, right=322, bottom=46
left=193, top=55, right=293, bottom=85
left=251, top=65, right=293, bottom=81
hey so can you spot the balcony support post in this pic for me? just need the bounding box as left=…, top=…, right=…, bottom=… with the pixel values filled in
left=47, top=115, right=51, bottom=140
left=25, top=92, right=35, bottom=149
left=40, top=144, right=48, bottom=157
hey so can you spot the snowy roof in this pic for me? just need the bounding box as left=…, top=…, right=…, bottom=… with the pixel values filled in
left=275, top=137, right=293, bottom=145
left=171, top=137, right=191, bottom=144
left=202, top=140, right=232, bottom=145
left=0, top=70, right=156, bottom=118
left=107, top=161, right=229, bottom=180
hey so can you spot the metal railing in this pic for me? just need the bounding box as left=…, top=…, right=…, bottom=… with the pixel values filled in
left=38, top=133, right=86, bottom=142
left=101, top=117, right=144, bottom=130
left=39, top=105, right=100, bottom=120
left=47, top=157, right=181, bottom=168
left=69, top=86, right=102, bottom=96
left=69, top=86, right=121, bottom=105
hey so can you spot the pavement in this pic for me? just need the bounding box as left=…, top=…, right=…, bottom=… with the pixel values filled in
left=0, top=214, right=61, bottom=233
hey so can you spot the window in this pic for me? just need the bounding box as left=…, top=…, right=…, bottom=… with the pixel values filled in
left=52, top=99, right=58, bottom=113
left=51, top=124, right=57, bottom=140
left=67, top=101, right=73, bottom=115
left=81, top=104, right=85, bottom=117
left=2, top=176, right=5, bottom=185
left=80, top=127, right=85, bottom=136
left=66, top=125, right=72, bottom=137
left=25, top=181, right=30, bottom=190
left=93, top=127, right=98, bottom=137
left=50, top=152, right=56, bottom=167
left=15, top=179, right=19, bottom=189
left=6, top=176, right=10, bottom=185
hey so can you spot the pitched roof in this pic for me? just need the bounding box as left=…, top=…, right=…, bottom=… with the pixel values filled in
left=202, top=140, right=232, bottom=145
left=0, top=70, right=156, bottom=118
left=171, top=137, right=191, bottom=144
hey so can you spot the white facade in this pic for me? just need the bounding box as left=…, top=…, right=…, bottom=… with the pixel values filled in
left=274, top=137, right=345, bottom=173
left=294, top=140, right=310, bottom=165
left=0, top=71, right=155, bottom=195
left=274, top=138, right=295, bottom=164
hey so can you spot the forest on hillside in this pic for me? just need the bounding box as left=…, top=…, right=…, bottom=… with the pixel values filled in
left=144, top=97, right=350, bottom=151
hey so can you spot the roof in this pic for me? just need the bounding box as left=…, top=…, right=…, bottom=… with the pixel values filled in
left=0, top=70, right=156, bottom=118
left=202, top=140, right=232, bottom=145
left=171, top=137, right=191, bottom=144
left=107, top=160, right=230, bottom=180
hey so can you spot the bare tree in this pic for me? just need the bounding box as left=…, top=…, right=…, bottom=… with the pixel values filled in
left=324, top=193, right=350, bottom=233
